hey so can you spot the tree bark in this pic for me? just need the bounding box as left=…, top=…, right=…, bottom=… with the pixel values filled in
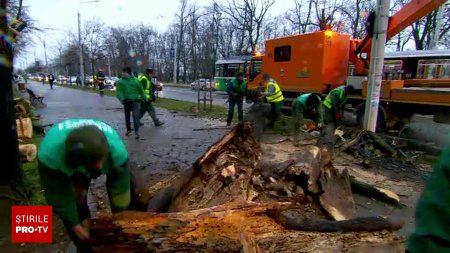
left=268, top=208, right=404, bottom=232
left=90, top=201, right=404, bottom=253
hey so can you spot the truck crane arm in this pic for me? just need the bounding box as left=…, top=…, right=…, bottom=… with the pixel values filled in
left=350, top=0, right=448, bottom=76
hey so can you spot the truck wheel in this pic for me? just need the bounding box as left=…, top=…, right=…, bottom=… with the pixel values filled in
left=355, top=105, right=386, bottom=132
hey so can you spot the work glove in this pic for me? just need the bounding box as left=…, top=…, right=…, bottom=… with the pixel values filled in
left=334, top=111, right=343, bottom=121
left=306, top=123, right=317, bottom=131
left=72, top=223, right=90, bottom=241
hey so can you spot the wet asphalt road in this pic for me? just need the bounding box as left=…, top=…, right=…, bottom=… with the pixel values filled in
left=27, top=82, right=229, bottom=183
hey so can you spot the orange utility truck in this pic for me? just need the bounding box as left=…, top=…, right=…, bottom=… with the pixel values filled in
left=247, top=0, right=450, bottom=128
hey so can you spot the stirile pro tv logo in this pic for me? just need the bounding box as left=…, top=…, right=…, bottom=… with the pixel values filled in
left=12, top=206, right=53, bottom=243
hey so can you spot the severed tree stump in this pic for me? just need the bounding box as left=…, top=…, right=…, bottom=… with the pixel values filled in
left=169, top=122, right=262, bottom=212
left=90, top=123, right=404, bottom=252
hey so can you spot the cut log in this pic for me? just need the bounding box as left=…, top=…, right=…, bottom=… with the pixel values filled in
left=90, top=202, right=404, bottom=253
left=268, top=208, right=404, bottom=232
left=16, top=117, right=33, bottom=139
left=18, top=144, right=36, bottom=162
left=350, top=176, right=401, bottom=205
left=319, top=164, right=356, bottom=221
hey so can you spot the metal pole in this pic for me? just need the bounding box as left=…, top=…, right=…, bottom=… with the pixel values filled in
left=173, top=46, right=177, bottom=84
left=43, top=39, right=48, bottom=73
left=107, top=56, right=111, bottom=76
left=363, top=0, right=390, bottom=132
left=78, top=12, right=85, bottom=86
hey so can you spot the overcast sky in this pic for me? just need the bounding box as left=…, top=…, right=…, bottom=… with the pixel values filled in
left=15, top=0, right=291, bottom=69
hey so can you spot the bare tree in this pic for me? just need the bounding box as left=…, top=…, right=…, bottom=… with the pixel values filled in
left=285, top=0, right=314, bottom=34
left=82, top=19, right=106, bottom=81
left=311, top=0, right=342, bottom=31
left=338, top=0, right=375, bottom=38
left=221, top=0, right=275, bottom=53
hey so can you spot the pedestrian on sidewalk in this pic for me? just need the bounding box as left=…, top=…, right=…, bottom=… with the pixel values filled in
left=226, top=71, right=247, bottom=126
left=37, top=119, right=135, bottom=253
left=48, top=73, right=55, bottom=89
left=138, top=68, right=164, bottom=127
left=95, top=70, right=106, bottom=96
left=116, top=67, right=146, bottom=139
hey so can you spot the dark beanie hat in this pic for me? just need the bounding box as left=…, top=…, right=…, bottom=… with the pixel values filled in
left=65, top=125, right=109, bottom=168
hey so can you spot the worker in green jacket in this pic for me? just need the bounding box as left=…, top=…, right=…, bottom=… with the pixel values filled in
left=292, top=93, right=323, bottom=143
left=226, top=71, right=248, bottom=126
left=138, top=68, right=164, bottom=127
left=318, top=85, right=353, bottom=154
left=116, top=67, right=146, bottom=139
left=262, top=73, right=286, bottom=129
left=407, top=147, right=450, bottom=253
left=37, top=119, right=131, bottom=253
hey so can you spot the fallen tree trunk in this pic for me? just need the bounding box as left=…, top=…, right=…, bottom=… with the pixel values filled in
left=90, top=202, right=404, bottom=253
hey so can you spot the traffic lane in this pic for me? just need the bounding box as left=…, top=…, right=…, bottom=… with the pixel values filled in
left=25, top=81, right=230, bottom=172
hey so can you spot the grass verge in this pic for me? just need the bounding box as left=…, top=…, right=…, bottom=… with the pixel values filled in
left=57, top=84, right=228, bottom=120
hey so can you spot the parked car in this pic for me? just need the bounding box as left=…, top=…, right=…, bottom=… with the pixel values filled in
left=84, top=76, right=93, bottom=85
left=154, top=80, right=163, bottom=91
left=57, top=75, right=68, bottom=84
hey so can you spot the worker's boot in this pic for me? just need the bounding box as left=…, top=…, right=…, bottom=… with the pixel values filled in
left=155, top=120, right=165, bottom=127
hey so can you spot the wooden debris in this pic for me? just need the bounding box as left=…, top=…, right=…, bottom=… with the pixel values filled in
left=170, top=122, right=262, bottom=212
left=319, top=164, right=356, bottom=220
left=90, top=202, right=404, bottom=253
left=91, top=123, right=404, bottom=252
left=350, top=176, right=401, bottom=205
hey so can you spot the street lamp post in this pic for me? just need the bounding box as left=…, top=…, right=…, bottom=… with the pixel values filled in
left=77, top=0, right=99, bottom=86
left=77, top=12, right=84, bottom=86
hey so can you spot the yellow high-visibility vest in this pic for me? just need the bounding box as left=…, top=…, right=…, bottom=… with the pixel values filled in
left=323, top=86, right=345, bottom=109
left=138, top=75, right=152, bottom=99
left=265, top=81, right=284, bottom=103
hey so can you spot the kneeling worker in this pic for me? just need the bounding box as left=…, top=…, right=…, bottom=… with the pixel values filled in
left=292, top=93, right=323, bottom=143
left=37, top=118, right=132, bottom=253
left=318, top=85, right=353, bottom=153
